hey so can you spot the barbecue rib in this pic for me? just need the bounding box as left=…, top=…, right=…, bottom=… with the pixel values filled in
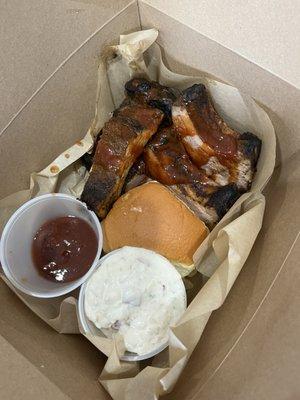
left=143, top=126, right=240, bottom=228
left=144, top=126, right=212, bottom=185
left=81, top=100, right=163, bottom=218
left=169, top=182, right=239, bottom=229
left=82, top=79, right=260, bottom=227
left=172, top=84, right=261, bottom=191
left=125, top=78, right=177, bottom=125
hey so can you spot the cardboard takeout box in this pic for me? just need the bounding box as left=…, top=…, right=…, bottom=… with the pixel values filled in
left=0, top=1, right=299, bottom=399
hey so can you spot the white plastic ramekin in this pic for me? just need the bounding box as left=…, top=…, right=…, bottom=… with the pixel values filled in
left=78, top=249, right=187, bottom=362
left=0, top=193, right=103, bottom=298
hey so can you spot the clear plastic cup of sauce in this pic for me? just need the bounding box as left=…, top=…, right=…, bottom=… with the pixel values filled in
left=0, top=193, right=102, bottom=298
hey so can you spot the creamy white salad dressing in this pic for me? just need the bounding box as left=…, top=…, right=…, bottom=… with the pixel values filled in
left=84, top=247, right=186, bottom=355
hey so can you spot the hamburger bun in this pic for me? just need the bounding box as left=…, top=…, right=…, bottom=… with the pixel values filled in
left=102, top=182, right=208, bottom=275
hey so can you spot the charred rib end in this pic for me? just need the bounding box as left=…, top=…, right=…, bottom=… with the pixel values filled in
left=240, top=132, right=262, bottom=167
left=125, top=78, right=151, bottom=95
left=81, top=172, right=118, bottom=219
left=181, top=84, right=208, bottom=104
left=207, top=183, right=240, bottom=219
left=148, top=98, right=173, bottom=125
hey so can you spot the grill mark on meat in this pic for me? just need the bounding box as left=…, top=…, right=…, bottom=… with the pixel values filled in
left=81, top=101, right=163, bottom=218
left=144, top=126, right=213, bottom=185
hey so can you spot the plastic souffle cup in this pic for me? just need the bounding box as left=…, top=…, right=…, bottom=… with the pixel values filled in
left=0, top=193, right=103, bottom=298
left=78, top=249, right=187, bottom=362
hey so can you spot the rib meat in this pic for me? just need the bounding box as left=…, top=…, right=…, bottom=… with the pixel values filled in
left=144, top=126, right=212, bottom=185
left=143, top=126, right=240, bottom=228
left=124, top=157, right=148, bottom=193
left=125, top=78, right=177, bottom=125
left=81, top=100, right=163, bottom=218
left=169, top=183, right=239, bottom=229
left=172, top=84, right=261, bottom=191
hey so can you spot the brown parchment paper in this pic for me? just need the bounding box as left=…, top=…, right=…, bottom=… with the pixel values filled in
left=0, top=29, right=276, bottom=399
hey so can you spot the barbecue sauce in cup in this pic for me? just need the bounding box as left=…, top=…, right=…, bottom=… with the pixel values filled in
left=32, top=216, right=98, bottom=283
